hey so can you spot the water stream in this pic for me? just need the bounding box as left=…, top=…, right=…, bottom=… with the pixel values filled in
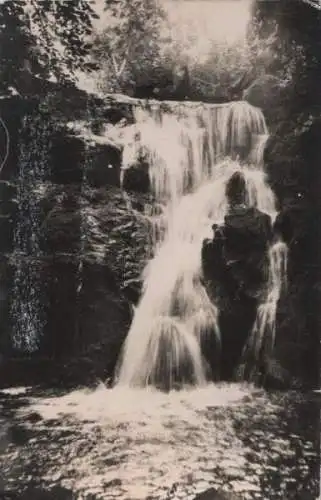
left=115, top=101, right=288, bottom=388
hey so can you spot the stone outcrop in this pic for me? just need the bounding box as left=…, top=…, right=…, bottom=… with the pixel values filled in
left=201, top=208, right=271, bottom=382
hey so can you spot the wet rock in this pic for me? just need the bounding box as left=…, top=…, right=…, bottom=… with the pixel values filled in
left=104, top=478, right=122, bottom=488
left=50, top=133, right=84, bottom=185
left=0, top=358, right=53, bottom=388
left=0, top=258, right=13, bottom=350
left=41, top=257, right=80, bottom=361
left=0, top=215, right=14, bottom=253
left=50, top=125, right=122, bottom=188
left=7, top=425, right=30, bottom=446
left=0, top=200, right=18, bottom=218
left=193, top=488, right=242, bottom=500
left=43, top=209, right=81, bottom=254
left=122, top=160, right=150, bottom=194
left=85, top=143, right=121, bottom=188
left=0, top=181, right=17, bottom=203
left=40, top=257, right=132, bottom=385
left=0, top=181, right=18, bottom=223
left=18, top=486, right=73, bottom=499
left=24, top=412, right=43, bottom=424
left=261, top=357, right=294, bottom=390
left=75, top=261, right=132, bottom=379
left=122, top=278, right=141, bottom=305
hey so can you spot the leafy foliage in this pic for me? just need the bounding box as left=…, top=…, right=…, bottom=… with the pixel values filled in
left=0, top=0, right=98, bottom=95
left=92, top=0, right=166, bottom=94
left=93, top=1, right=305, bottom=103
left=252, top=0, right=321, bottom=112
left=187, top=16, right=305, bottom=102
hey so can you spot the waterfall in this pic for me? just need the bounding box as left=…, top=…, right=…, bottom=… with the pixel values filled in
left=115, top=100, right=287, bottom=389
left=241, top=240, right=288, bottom=375
left=11, top=114, right=50, bottom=352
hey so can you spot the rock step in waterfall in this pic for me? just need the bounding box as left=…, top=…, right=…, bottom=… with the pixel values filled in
left=114, top=100, right=288, bottom=389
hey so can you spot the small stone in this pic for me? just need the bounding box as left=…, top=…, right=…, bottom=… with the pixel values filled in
left=26, top=411, right=43, bottom=423
left=104, top=478, right=122, bottom=488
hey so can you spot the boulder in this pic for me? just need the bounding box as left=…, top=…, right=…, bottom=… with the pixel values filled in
left=193, top=488, right=243, bottom=500
left=201, top=205, right=273, bottom=381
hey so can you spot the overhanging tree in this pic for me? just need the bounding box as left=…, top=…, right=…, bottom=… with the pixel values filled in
left=92, top=0, right=166, bottom=94
left=0, top=0, right=98, bottom=96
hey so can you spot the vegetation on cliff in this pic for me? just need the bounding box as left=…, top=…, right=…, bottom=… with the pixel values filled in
left=0, top=0, right=98, bottom=96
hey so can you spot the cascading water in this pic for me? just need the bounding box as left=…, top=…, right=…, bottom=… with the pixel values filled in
left=115, top=100, right=287, bottom=389
left=242, top=240, right=288, bottom=374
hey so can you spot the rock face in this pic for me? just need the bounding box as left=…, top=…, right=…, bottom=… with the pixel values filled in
left=0, top=184, right=150, bottom=386
left=50, top=131, right=122, bottom=188
left=0, top=95, right=151, bottom=387
left=261, top=117, right=320, bottom=388
left=25, top=185, right=150, bottom=386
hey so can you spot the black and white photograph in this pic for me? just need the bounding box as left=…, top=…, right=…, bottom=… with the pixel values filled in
left=0, top=0, right=320, bottom=498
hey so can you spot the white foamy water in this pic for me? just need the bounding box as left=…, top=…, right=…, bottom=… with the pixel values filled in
left=23, top=383, right=262, bottom=499
left=245, top=241, right=288, bottom=361
left=115, top=100, right=288, bottom=388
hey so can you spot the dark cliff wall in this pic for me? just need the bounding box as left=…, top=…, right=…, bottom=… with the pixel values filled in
left=0, top=93, right=149, bottom=387
left=253, top=0, right=321, bottom=387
